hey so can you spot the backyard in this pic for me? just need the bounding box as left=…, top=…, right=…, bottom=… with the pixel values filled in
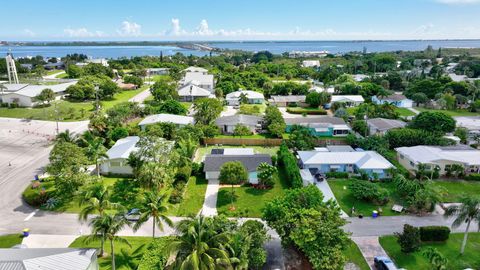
left=432, top=180, right=480, bottom=202
left=380, top=233, right=480, bottom=270
left=415, top=107, right=480, bottom=117
left=328, top=179, right=405, bottom=217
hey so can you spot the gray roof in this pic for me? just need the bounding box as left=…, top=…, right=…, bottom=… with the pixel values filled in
left=270, top=95, right=306, bottom=103
left=203, top=154, right=272, bottom=172
left=0, top=248, right=96, bottom=270
left=379, top=93, right=408, bottom=101
left=285, top=116, right=346, bottom=125
left=215, top=114, right=263, bottom=126
left=367, top=118, right=406, bottom=131
left=3, top=82, right=77, bottom=98
left=326, top=145, right=355, bottom=152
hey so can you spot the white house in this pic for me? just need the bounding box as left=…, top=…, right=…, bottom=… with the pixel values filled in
left=183, top=66, right=208, bottom=74
left=147, top=68, right=169, bottom=76
left=215, top=114, right=263, bottom=134
left=177, top=83, right=214, bottom=102
left=396, top=145, right=480, bottom=176
left=367, top=118, right=407, bottom=136
left=352, top=74, right=370, bottom=82
left=0, top=81, right=77, bottom=107
left=139, top=114, right=194, bottom=131
left=86, top=58, right=109, bottom=67
left=330, top=95, right=365, bottom=107
left=181, top=72, right=215, bottom=93
left=225, top=90, right=265, bottom=106
left=302, top=60, right=320, bottom=68
left=455, top=116, right=480, bottom=142
left=100, top=136, right=139, bottom=176
left=372, top=93, right=413, bottom=108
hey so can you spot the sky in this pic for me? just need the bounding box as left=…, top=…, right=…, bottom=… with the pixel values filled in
left=2, top=0, right=480, bottom=41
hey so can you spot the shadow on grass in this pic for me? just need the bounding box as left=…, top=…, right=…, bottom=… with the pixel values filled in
left=216, top=189, right=238, bottom=208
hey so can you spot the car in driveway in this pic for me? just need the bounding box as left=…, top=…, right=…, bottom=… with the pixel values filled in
left=374, top=256, right=398, bottom=270
left=125, top=208, right=141, bottom=221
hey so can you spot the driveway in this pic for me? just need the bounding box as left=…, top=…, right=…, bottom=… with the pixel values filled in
left=128, top=87, right=151, bottom=103
left=351, top=236, right=387, bottom=270
left=221, top=106, right=238, bottom=117
left=201, top=179, right=219, bottom=216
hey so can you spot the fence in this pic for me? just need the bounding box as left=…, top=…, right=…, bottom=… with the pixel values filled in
left=203, top=137, right=348, bottom=147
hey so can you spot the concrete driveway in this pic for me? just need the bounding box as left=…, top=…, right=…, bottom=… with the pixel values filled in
left=128, top=87, right=152, bottom=103
left=221, top=106, right=238, bottom=117
left=201, top=179, right=219, bottom=217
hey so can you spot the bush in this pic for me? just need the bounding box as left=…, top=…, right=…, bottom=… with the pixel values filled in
left=137, top=238, right=171, bottom=270
left=419, top=226, right=450, bottom=242
left=348, top=180, right=389, bottom=205
left=277, top=144, right=303, bottom=188
left=175, top=166, right=192, bottom=183
left=191, top=162, right=204, bottom=177
left=22, top=181, right=54, bottom=207
left=466, top=173, right=480, bottom=181
left=286, top=107, right=327, bottom=115
left=326, top=172, right=349, bottom=179
left=395, top=224, right=421, bottom=253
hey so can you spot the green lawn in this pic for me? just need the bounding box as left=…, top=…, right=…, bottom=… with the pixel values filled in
left=395, top=107, right=416, bottom=117
left=328, top=179, right=405, bottom=217
left=194, top=146, right=279, bottom=163
left=432, top=180, right=480, bottom=202
left=69, top=236, right=171, bottom=270
left=344, top=240, right=370, bottom=270
left=286, top=107, right=327, bottom=115
left=216, top=168, right=288, bottom=218
left=415, top=107, right=480, bottom=117
left=380, top=233, right=480, bottom=270
left=166, top=175, right=208, bottom=216
left=56, top=73, right=69, bottom=79
left=45, top=70, right=64, bottom=76
left=0, top=234, right=23, bottom=248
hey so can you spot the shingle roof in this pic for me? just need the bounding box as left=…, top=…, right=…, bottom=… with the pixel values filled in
left=178, top=84, right=213, bottom=97
left=183, top=72, right=214, bottom=86
left=395, top=145, right=480, bottom=165
left=0, top=248, right=96, bottom=270
left=285, top=116, right=346, bottom=125
left=215, top=114, right=263, bottom=126
left=377, top=94, right=409, bottom=102
left=8, top=82, right=77, bottom=98
left=298, top=150, right=394, bottom=170
left=139, top=114, right=194, bottom=126
left=331, top=95, right=365, bottom=103
left=225, top=90, right=264, bottom=100
left=367, top=118, right=407, bottom=131
left=270, top=95, right=306, bottom=103
left=203, top=154, right=272, bottom=172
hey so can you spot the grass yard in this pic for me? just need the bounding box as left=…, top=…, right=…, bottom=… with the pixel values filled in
left=344, top=240, right=370, bottom=270
left=166, top=175, right=208, bottom=216
left=45, top=70, right=64, bottom=76
left=0, top=234, right=23, bottom=248
left=286, top=107, right=327, bottom=115
left=415, top=107, right=480, bottom=117
left=216, top=168, right=288, bottom=218
left=194, top=145, right=279, bottom=162
left=328, top=179, right=405, bottom=217
left=395, top=107, right=416, bottom=117
left=432, top=180, right=480, bottom=202
left=380, top=233, right=480, bottom=270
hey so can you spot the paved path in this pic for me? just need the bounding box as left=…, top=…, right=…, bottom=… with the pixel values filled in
left=351, top=236, right=387, bottom=270
left=407, top=107, right=420, bottom=115
left=42, top=71, right=65, bottom=80
left=220, top=106, right=238, bottom=117
left=201, top=179, right=219, bottom=216
left=128, top=87, right=151, bottom=103
left=22, top=234, right=78, bottom=248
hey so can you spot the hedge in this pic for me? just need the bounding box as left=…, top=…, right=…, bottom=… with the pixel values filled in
left=466, top=173, right=480, bottom=181
left=419, top=226, right=450, bottom=242
left=277, top=144, right=303, bottom=188
left=286, top=107, right=327, bottom=115
left=326, top=172, right=349, bottom=179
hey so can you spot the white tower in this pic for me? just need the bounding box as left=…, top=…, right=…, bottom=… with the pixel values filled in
left=6, top=51, right=19, bottom=84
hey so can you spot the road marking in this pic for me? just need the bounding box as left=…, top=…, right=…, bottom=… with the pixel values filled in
left=24, top=210, right=39, bottom=221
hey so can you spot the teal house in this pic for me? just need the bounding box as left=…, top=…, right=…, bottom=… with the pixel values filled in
left=285, top=116, right=351, bottom=137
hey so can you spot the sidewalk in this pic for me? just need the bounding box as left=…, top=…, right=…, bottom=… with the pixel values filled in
left=351, top=236, right=388, bottom=270
left=128, top=87, right=151, bottom=103
left=201, top=179, right=219, bottom=216
left=22, top=234, right=78, bottom=248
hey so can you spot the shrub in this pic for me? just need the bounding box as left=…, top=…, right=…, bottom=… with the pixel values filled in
left=277, top=144, right=303, bottom=188
left=326, top=172, right=349, bottom=179
left=191, top=162, right=204, bottom=177
left=395, top=224, right=421, bottom=253
left=286, top=107, right=327, bottom=115
left=22, top=181, right=54, bottom=207
left=137, top=237, right=171, bottom=270
left=466, top=173, right=480, bottom=181
left=348, top=180, right=389, bottom=205
left=175, top=166, right=192, bottom=183
left=419, top=226, right=450, bottom=242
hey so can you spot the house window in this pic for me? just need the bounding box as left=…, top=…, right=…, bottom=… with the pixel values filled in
left=110, top=161, right=122, bottom=167
left=399, top=154, right=404, bottom=159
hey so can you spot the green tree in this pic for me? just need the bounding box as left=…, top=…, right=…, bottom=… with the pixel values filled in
left=422, top=247, right=448, bottom=270
left=55, top=129, right=78, bottom=143
left=233, top=124, right=252, bottom=137
left=395, top=224, right=421, bottom=253
left=264, top=105, right=286, bottom=138
left=219, top=161, right=248, bottom=208
left=305, top=92, right=322, bottom=107
left=193, top=98, right=223, bottom=125
left=35, top=88, right=55, bottom=106
left=410, top=111, right=456, bottom=134
left=136, top=162, right=174, bottom=190
left=83, top=133, right=108, bottom=177
left=444, top=195, right=480, bottom=255
left=257, top=162, right=277, bottom=188
left=150, top=80, right=178, bottom=101
left=412, top=92, right=429, bottom=107
left=47, top=141, right=88, bottom=177
left=286, top=125, right=316, bottom=150
left=133, top=191, right=173, bottom=238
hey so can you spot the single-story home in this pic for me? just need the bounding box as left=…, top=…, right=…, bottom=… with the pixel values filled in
left=330, top=95, right=365, bottom=107
left=139, top=113, right=194, bottom=131
left=298, top=148, right=395, bottom=179
left=396, top=145, right=480, bottom=176
left=225, top=90, right=265, bottom=106
left=367, top=118, right=407, bottom=136
left=285, top=116, right=351, bottom=137
left=177, top=83, right=215, bottom=102
left=302, top=60, right=320, bottom=68
left=100, top=136, right=139, bottom=175
left=268, top=95, right=307, bottom=107
left=0, top=248, right=98, bottom=270
left=181, top=72, right=214, bottom=92
left=43, top=62, right=65, bottom=70
left=372, top=94, right=413, bottom=108
left=203, top=148, right=272, bottom=184
left=183, top=66, right=208, bottom=74
left=352, top=74, right=370, bottom=82
left=147, top=68, right=169, bottom=76
left=455, top=116, right=480, bottom=142
left=215, top=114, right=263, bottom=134
left=0, top=81, right=77, bottom=107
left=86, top=58, right=109, bottom=67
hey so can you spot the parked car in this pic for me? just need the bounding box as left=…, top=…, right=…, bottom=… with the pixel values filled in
left=374, top=256, right=398, bottom=270
left=314, top=173, right=326, bottom=182
left=125, top=208, right=141, bottom=221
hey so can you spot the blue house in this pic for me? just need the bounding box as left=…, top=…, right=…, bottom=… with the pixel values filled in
left=372, top=94, right=413, bottom=108
left=285, top=116, right=351, bottom=137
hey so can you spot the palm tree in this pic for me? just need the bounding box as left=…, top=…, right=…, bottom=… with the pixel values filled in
left=444, top=195, right=480, bottom=254
left=55, top=129, right=78, bottom=143
left=89, top=213, right=131, bottom=270
left=176, top=137, right=197, bottom=167
left=83, top=133, right=108, bottom=177
left=167, top=216, right=231, bottom=269
left=136, top=162, right=173, bottom=190
left=226, top=233, right=250, bottom=270
left=133, top=191, right=173, bottom=238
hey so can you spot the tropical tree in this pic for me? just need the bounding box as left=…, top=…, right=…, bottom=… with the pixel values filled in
left=55, top=129, right=78, bottom=143
left=35, top=88, right=55, bottom=106
left=167, top=216, right=231, bottom=269
left=219, top=161, right=248, bottom=209
left=444, top=195, right=480, bottom=255
left=257, top=162, right=277, bottom=188
left=83, top=133, right=108, bottom=177
left=422, top=247, right=448, bottom=270
left=133, top=191, right=173, bottom=238
left=176, top=137, right=197, bottom=167
left=136, top=162, right=174, bottom=190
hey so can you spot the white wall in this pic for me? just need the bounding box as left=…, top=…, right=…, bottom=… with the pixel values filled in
left=100, top=158, right=134, bottom=175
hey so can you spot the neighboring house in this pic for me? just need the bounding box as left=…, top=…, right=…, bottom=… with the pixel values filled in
left=455, top=116, right=480, bottom=142
left=147, top=68, right=169, bottom=76
left=285, top=116, right=351, bottom=137
left=330, top=95, right=365, bottom=107
left=183, top=66, right=208, bottom=74
left=268, top=95, right=307, bottom=107
left=20, top=64, right=33, bottom=70
left=203, top=148, right=272, bottom=184
left=302, top=60, right=320, bottom=68
left=352, top=74, right=370, bottom=82
left=298, top=147, right=394, bottom=179
left=177, top=83, right=214, bottom=102
left=215, top=114, right=263, bottom=134
left=372, top=93, right=413, bottom=108
left=115, top=79, right=137, bottom=90
left=1, top=81, right=77, bottom=107
left=100, top=136, right=139, bottom=176
left=43, top=62, right=65, bottom=70
left=396, top=145, right=480, bottom=175
left=225, top=90, right=265, bottom=106
left=0, top=248, right=99, bottom=270
left=181, top=72, right=215, bottom=92
left=311, top=85, right=335, bottom=94
left=86, top=58, right=109, bottom=67
left=138, top=113, right=194, bottom=131
left=367, top=118, right=407, bottom=136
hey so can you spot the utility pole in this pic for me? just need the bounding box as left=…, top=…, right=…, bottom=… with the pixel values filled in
left=54, top=101, right=59, bottom=135
left=94, top=84, right=100, bottom=113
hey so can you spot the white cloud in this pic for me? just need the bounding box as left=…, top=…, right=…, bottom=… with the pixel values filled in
left=166, top=18, right=185, bottom=36
left=411, top=23, right=436, bottom=35
left=435, top=0, right=480, bottom=4
left=23, top=29, right=36, bottom=37
left=196, top=19, right=213, bottom=35
left=63, top=27, right=104, bottom=38
left=117, top=21, right=141, bottom=36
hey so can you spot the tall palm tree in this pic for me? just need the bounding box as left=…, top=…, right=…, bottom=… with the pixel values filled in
left=176, top=137, right=197, bottom=167
left=89, top=213, right=131, bottom=270
left=78, top=184, right=122, bottom=221
left=83, top=133, right=108, bottom=177
left=167, top=216, right=231, bottom=269
left=133, top=191, right=173, bottom=238
left=444, top=195, right=480, bottom=254
left=136, top=162, right=173, bottom=190
left=55, top=129, right=78, bottom=143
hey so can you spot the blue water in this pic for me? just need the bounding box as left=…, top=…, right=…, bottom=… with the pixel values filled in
left=2, top=40, right=480, bottom=59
